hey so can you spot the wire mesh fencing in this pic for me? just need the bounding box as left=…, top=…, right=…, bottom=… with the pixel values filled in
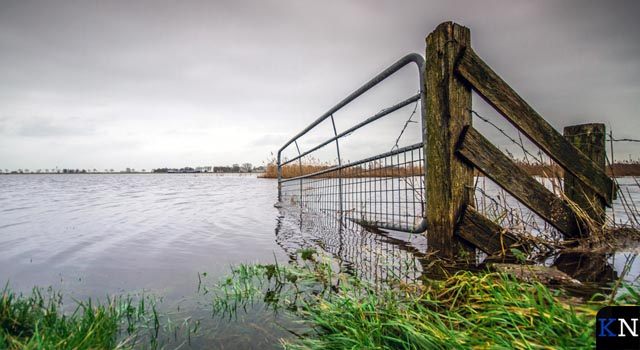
left=279, top=142, right=426, bottom=233
left=274, top=205, right=426, bottom=284
left=277, top=54, right=427, bottom=234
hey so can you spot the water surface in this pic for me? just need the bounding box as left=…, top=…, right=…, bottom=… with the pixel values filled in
left=1, top=173, right=638, bottom=348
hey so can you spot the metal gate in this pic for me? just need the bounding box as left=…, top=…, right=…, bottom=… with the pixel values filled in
left=277, top=53, right=427, bottom=233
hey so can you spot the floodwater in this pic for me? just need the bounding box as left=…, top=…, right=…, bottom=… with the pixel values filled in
left=0, top=174, right=638, bottom=348
left=0, top=174, right=286, bottom=297
left=0, top=174, right=295, bottom=349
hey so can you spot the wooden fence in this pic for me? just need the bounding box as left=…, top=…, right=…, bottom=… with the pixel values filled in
left=426, top=22, right=616, bottom=261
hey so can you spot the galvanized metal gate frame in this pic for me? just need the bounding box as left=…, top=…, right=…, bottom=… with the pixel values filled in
left=277, top=53, right=427, bottom=233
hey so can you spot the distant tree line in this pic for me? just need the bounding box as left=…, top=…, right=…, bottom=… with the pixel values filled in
left=152, top=163, right=262, bottom=173
left=1, top=164, right=267, bottom=174
left=0, top=168, right=129, bottom=174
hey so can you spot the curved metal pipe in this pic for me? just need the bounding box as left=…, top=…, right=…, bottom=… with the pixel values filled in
left=278, top=53, right=425, bottom=160
left=277, top=53, right=425, bottom=199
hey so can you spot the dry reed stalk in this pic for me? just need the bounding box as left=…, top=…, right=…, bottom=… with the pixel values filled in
left=260, top=162, right=424, bottom=179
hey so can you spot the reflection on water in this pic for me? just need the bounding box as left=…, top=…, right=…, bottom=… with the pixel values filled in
left=275, top=205, right=428, bottom=284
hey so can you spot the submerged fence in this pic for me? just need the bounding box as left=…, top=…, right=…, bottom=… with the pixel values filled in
left=274, top=206, right=425, bottom=284
left=278, top=21, right=617, bottom=262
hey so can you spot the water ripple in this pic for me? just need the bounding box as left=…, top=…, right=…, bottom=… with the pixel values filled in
left=0, top=174, right=280, bottom=290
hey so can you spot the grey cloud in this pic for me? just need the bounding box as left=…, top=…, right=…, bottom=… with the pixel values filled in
left=4, top=116, right=98, bottom=138
left=1, top=0, right=639, bottom=169
left=250, top=134, right=289, bottom=147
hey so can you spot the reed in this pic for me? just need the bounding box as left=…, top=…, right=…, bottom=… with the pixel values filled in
left=608, top=162, right=640, bottom=177
left=260, top=163, right=334, bottom=179
left=505, top=159, right=640, bottom=178
left=260, top=161, right=424, bottom=179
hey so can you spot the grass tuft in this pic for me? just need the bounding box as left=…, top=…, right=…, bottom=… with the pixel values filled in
left=204, top=255, right=639, bottom=350
left=0, top=284, right=162, bottom=350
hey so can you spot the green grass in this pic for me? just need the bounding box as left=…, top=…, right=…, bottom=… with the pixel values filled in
left=288, top=271, right=596, bottom=349
left=0, top=285, right=162, bottom=350
left=203, top=253, right=640, bottom=350
left=6, top=253, right=637, bottom=349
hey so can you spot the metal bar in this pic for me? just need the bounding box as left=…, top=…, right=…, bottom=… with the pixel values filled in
left=349, top=218, right=427, bottom=234
left=330, top=114, right=344, bottom=214
left=391, top=151, right=395, bottom=226
left=278, top=53, right=425, bottom=159
left=277, top=153, right=282, bottom=201
left=276, top=52, right=428, bottom=234
left=280, top=94, right=420, bottom=167
left=410, top=150, right=416, bottom=223
left=384, top=157, right=389, bottom=226
left=280, top=142, right=423, bottom=183
left=294, top=140, right=303, bottom=208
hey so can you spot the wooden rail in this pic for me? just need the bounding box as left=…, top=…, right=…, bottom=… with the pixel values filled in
left=455, top=48, right=615, bottom=205
left=425, top=22, right=616, bottom=259
left=457, top=127, right=579, bottom=235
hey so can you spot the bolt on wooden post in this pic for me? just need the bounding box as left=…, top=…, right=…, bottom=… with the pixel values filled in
left=563, top=123, right=607, bottom=237
left=425, top=22, right=475, bottom=261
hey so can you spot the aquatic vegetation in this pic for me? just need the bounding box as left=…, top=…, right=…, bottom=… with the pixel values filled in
left=0, top=285, right=162, bottom=350
left=203, top=253, right=640, bottom=350
left=286, top=271, right=595, bottom=350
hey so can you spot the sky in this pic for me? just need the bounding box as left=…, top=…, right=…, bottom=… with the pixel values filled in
left=1, top=0, right=639, bottom=171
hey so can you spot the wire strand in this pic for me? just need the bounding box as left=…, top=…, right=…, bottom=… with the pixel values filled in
left=391, top=96, right=420, bottom=151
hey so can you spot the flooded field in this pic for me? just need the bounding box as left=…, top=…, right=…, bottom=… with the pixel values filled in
left=0, top=174, right=297, bottom=349
left=0, top=174, right=638, bottom=349
left=0, top=174, right=286, bottom=297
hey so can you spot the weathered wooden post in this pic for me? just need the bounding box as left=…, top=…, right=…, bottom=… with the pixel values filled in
left=563, top=123, right=607, bottom=237
left=425, top=22, right=475, bottom=261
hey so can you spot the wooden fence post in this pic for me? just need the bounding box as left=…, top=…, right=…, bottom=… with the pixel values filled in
left=563, top=123, right=606, bottom=237
left=425, top=22, right=475, bottom=261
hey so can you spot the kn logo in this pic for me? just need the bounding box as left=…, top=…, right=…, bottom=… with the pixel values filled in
left=597, top=306, right=640, bottom=349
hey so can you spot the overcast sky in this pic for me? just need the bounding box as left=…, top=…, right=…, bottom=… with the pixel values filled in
left=1, top=0, right=638, bottom=171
